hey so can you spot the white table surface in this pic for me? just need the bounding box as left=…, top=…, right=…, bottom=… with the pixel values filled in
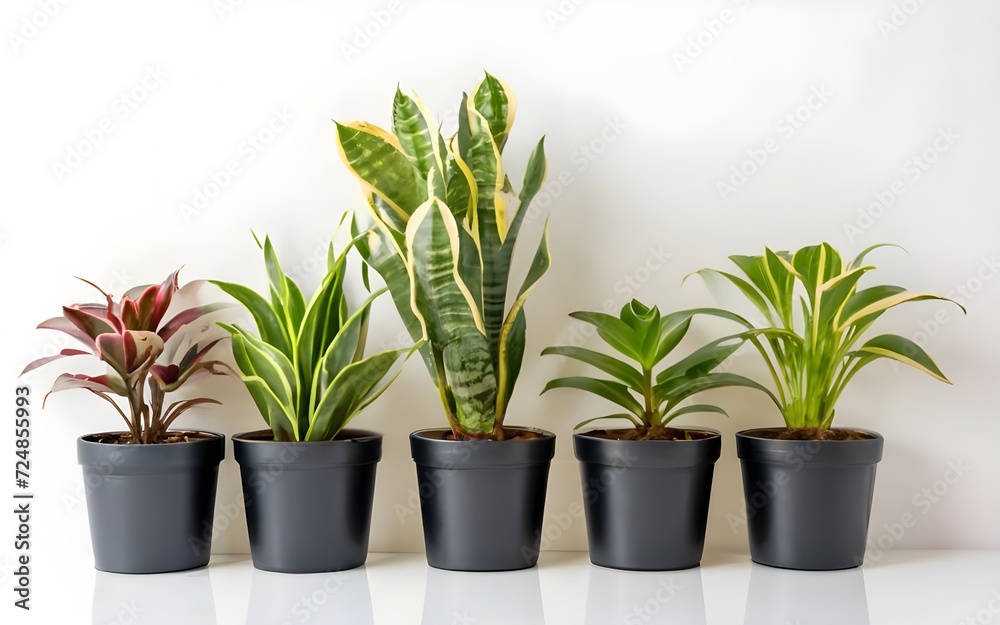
left=24, top=550, right=1000, bottom=624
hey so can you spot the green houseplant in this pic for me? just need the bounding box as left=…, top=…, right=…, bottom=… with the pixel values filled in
left=334, top=72, right=556, bottom=571
left=542, top=299, right=771, bottom=570
left=213, top=231, right=420, bottom=573
left=23, top=271, right=229, bottom=573
left=692, top=242, right=964, bottom=569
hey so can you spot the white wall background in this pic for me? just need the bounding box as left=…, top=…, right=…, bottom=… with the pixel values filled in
left=2, top=0, right=998, bottom=566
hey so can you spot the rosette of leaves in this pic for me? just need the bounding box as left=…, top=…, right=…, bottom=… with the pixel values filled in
left=691, top=243, right=966, bottom=430
left=335, top=73, right=550, bottom=440
left=22, top=272, right=231, bottom=443
left=211, top=231, right=422, bottom=442
left=542, top=300, right=775, bottom=438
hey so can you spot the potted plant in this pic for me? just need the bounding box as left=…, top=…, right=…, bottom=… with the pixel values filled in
left=334, top=73, right=555, bottom=571
left=693, top=242, right=964, bottom=570
left=542, top=299, right=773, bottom=570
left=212, top=231, right=420, bottom=573
left=22, top=272, right=230, bottom=573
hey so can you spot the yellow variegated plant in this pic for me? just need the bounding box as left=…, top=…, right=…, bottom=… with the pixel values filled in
left=335, top=73, right=549, bottom=440
left=693, top=243, right=966, bottom=429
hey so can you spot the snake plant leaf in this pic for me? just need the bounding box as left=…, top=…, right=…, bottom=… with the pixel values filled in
left=443, top=335, right=498, bottom=435
left=542, top=376, right=644, bottom=418
left=392, top=87, right=448, bottom=182
left=262, top=235, right=306, bottom=337
left=854, top=334, right=951, bottom=383
left=242, top=375, right=297, bottom=441
left=210, top=280, right=290, bottom=357
left=219, top=324, right=297, bottom=412
left=405, top=198, right=485, bottom=345
left=445, top=151, right=478, bottom=221
left=502, top=136, right=547, bottom=253
left=334, top=121, right=426, bottom=229
left=456, top=220, right=484, bottom=312
left=574, top=413, right=643, bottom=430
left=540, top=346, right=644, bottom=391
left=471, top=72, right=516, bottom=151
left=663, top=403, right=728, bottom=425
left=569, top=311, right=642, bottom=362
left=307, top=343, right=420, bottom=441
left=496, top=221, right=551, bottom=419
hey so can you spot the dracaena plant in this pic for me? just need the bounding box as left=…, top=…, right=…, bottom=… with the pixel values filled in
left=22, top=272, right=231, bottom=443
left=541, top=300, right=775, bottom=438
left=335, top=73, right=549, bottom=441
left=692, top=243, right=965, bottom=430
left=211, top=231, right=422, bottom=442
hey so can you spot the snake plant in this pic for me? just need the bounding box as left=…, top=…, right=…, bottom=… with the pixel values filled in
left=212, top=229, right=421, bottom=442
left=22, top=272, right=230, bottom=443
left=335, top=72, right=549, bottom=440
left=542, top=299, right=775, bottom=437
left=691, top=242, right=965, bottom=430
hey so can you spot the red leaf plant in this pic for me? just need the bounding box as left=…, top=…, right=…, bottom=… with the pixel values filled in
left=22, top=271, right=232, bottom=443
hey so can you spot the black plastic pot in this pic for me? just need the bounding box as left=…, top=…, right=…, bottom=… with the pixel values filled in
left=574, top=428, right=721, bottom=571
left=736, top=428, right=884, bottom=570
left=233, top=429, right=382, bottom=573
left=410, top=427, right=555, bottom=572
left=77, top=431, right=225, bottom=574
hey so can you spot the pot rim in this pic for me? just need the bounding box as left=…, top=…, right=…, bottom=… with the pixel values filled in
left=574, top=425, right=722, bottom=441
left=232, top=428, right=383, bottom=444
left=77, top=430, right=226, bottom=471
left=78, top=429, right=226, bottom=444
left=410, top=426, right=556, bottom=441
left=736, top=427, right=884, bottom=466
left=736, top=427, right=884, bottom=442
left=410, top=427, right=555, bottom=469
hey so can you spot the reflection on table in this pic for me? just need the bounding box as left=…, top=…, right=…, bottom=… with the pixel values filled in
left=422, top=565, right=545, bottom=625
left=744, top=563, right=870, bottom=625
left=585, top=564, right=707, bottom=625
left=92, top=566, right=217, bottom=625
left=246, top=565, right=374, bottom=625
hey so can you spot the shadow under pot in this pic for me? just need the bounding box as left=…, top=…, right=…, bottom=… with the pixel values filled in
left=736, top=428, right=884, bottom=571
left=410, top=428, right=555, bottom=572
left=574, top=428, right=722, bottom=571
left=77, top=431, right=225, bottom=574
left=233, top=429, right=382, bottom=573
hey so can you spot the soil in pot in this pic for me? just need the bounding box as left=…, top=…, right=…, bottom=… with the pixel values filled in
left=584, top=427, right=717, bottom=442
left=746, top=427, right=875, bottom=441
left=88, top=431, right=216, bottom=444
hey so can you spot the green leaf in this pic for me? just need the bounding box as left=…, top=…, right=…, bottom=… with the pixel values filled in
left=573, top=413, right=642, bottom=430
left=502, top=136, right=547, bottom=250
left=470, top=72, right=515, bottom=150
left=496, top=221, right=551, bottom=422
left=689, top=269, right=776, bottom=326
left=848, top=243, right=906, bottom=270
left=655, top=317, right=691, bottom=365
left=854, top=334, right=951, bottom=383
left=392, top=87, right=447, bottom=183
left=219, top=324, right=298, bottom=432
left=655, top=333, right=746, bottom=386
left=662, top=403, right=728, bottom=425
left=334, top=121, right=426, bottom=229
left=306, top=344, right=420, bottom=441
left=541, top=376, right=644, bottom=418
left=210, top=280, right=291, bottom=357
left=442, top=334, right=498, bottom=435
left=568, top=311, right=641, bottom=362
left=658, top=372, right=780, bottom=412
left=541, top=345, right=644, bottom=391
left=839, top=289, right=964, bottom=329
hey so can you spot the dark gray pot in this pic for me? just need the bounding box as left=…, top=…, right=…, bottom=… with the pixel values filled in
left=574, top=428, right=721, bottom=571
left=233, top=429, right=382, bottom=573
left=77, top=431, right=225, bottom=574
left=736, top=428, right=884, bottom=570
left=410, top=427, right=555, bottom=572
